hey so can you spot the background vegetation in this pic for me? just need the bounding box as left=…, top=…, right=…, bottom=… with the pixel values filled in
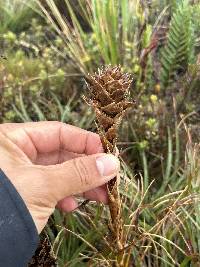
left=1, top=0, right=200, bottom=266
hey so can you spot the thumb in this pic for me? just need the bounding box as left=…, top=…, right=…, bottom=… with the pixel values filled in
left=45, top=153, right=120, bottom=202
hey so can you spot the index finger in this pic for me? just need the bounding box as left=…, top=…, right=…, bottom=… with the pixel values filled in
left=0, top=122, right=103, bottom=160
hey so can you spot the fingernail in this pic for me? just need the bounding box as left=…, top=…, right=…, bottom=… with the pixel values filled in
left=96, top=155, right=119, bottom=176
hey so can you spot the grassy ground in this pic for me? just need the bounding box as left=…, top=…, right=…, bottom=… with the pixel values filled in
left=1, top=0, right=200, bottom=266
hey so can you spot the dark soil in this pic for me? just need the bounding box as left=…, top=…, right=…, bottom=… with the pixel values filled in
left=28, top=237, right=57, bottom=267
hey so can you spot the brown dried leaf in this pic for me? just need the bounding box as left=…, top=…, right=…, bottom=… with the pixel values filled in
left=105, top=126, right=117, bottom=143
left=101, top=101, right=134, bottom=116
left=110, top=89, right=127, bottom=102
left=95, top=90, right=113, bottom=105
left=95, top=108, right=114, bottom=130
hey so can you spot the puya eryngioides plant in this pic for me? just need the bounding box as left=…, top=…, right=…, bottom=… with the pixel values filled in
left=84, top=65, right=134, bottom=266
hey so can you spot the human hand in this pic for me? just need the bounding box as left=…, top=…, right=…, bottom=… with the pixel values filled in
left=0, top=122, right=119, bottom=233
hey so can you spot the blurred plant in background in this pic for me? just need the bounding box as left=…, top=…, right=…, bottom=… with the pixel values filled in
left=0, top=15, right=89, bottom=126
left=1, top=0, right=200, bottom=266
left=0, top=0, right=39, bottom=34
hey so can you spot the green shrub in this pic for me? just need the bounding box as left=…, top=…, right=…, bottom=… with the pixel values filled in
left=0, top=18, right=82, bottom=123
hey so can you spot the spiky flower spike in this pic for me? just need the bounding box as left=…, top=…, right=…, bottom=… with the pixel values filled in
left=85, top=65, right=134, bottom=254
left=86, top=65, right=133, bottom=152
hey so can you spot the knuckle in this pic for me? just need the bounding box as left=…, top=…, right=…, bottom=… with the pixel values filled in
left=73, top=158, right=91, bottom=187
left=50, top=120, right=64, bottom=130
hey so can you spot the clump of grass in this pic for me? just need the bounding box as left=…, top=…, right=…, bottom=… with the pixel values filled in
left=37, top=0, right=140, bottom=73
left=0, top=0, right=37, bottom=34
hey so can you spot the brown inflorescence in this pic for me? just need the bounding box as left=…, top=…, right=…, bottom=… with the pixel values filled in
left=85, top=65, right=133, bottom=152
left=85, top=65, right=134, bottom=253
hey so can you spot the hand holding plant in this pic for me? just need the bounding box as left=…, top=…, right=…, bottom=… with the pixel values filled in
left=0, top=121, right=119, bottom=233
